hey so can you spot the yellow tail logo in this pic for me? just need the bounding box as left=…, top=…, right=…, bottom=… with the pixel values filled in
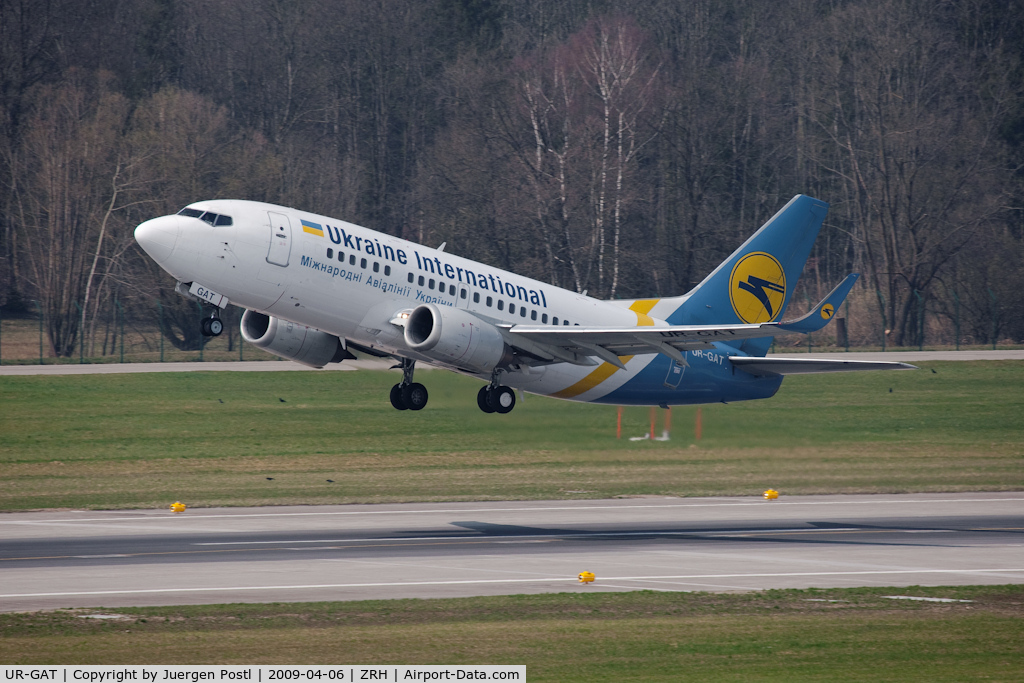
left=729, top=252, right=786, bottom=323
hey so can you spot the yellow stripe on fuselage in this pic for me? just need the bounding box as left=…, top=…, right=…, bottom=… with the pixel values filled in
left=548, top=298, right=660, bottom=400
left=631, top=299, right=658, bottom=326
left=550, top=358, right=634, bottom=399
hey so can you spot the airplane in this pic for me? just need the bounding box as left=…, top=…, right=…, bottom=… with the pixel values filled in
left=134, top=194, right=914, bottom=414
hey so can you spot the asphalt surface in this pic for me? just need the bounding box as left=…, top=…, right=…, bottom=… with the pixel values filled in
left=2, top=350, right=1022, bottom=376
left=1, top=493, right=1022, bottom=611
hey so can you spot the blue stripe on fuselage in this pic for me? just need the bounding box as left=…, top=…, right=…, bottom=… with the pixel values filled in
left=597, top=344, right=783, bottom=406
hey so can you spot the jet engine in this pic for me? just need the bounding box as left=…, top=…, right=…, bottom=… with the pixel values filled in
left=240, top=310, right=354, bottom=368
left=404, top=303, right=510, bottom=374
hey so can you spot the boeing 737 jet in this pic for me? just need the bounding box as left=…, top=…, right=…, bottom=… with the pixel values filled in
left=134, top=195, right=913, bottom=413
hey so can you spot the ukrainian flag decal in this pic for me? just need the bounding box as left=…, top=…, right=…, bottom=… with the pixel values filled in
left=301, top=219, right=324, bottom=236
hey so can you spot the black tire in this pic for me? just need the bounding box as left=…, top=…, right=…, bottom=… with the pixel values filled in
left=477, top=386, right=495, bottom=413
left=402, top=382, right=428, bottom=411
left=390, top=384, right=408, bottom=410
left=200, top=318, right=213, bottom=336
left=208, top=317, right=224, bottom=336
left=488, top=385, right=516, bottom=414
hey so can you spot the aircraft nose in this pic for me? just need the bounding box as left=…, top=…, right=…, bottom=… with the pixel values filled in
left=134, top=215, right=181, bottom=264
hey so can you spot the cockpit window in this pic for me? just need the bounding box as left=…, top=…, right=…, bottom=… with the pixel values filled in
left=177, top=207, right=232, bottom=226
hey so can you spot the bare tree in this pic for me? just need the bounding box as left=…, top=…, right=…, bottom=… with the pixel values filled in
left=809, top=0, right=1015, bottom=345
left=13, top=74, right=130, bottom=357
left=489, top=15, right=659, bottom=296
left=570, top=16, right=660, bottom=298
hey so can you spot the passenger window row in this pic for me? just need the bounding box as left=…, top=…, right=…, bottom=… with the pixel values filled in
left=329, top=248, right=575, bottom=326
left=326, top=248, right=391, bottom=275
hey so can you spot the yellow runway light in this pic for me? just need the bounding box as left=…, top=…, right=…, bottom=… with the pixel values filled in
left=578, top=571, right=595, bottom=584
left=170, top=501, right=186, bottom=513
left=763, top=489, right=779, bottom=500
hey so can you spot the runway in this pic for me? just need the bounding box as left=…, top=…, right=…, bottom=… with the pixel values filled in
left=1, top=493, right=1022, bottom=611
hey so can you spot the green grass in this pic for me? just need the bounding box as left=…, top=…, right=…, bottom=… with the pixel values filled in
left=1, top=361, right=1022, bottom=510
left=2, top=587, right=1022, bottom=679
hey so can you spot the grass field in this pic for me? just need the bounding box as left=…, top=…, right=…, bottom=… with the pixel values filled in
left=1, top=360, right=1022, bottom=510
left=2, top=587, right=1022, bottom=679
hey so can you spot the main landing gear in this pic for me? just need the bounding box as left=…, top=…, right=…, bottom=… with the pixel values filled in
left=388, top=359, right=517, bottom=414
left=477, top=370, right=515, bottom=414
left=390, top=358, right=428, bottom=411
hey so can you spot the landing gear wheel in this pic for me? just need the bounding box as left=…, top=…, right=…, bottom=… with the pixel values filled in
left=401, top=382, right=428, bottom=411
left=487, top=386, right=516, bottom=414
left=201, top=316, right=224, bottom=337
left=477, top=386, right=495, bottom=413
left=390, top=383, right=408, bottom=410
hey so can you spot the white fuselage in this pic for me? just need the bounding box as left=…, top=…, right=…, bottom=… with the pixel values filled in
left=135, top=199, right=702, bottom=403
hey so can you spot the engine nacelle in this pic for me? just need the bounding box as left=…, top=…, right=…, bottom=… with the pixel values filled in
left=404, top=303, right=509, bottom=374
left=240, top=310, right=353, bottom=368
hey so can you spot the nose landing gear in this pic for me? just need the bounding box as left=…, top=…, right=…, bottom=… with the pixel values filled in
left=201, top=314, right=224, bottom=337
left=390, top=357, right=428, bottom=411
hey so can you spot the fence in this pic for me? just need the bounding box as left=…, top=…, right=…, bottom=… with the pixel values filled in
left=0, top=291, right=1015, bottom=365
left=0, top=300, right=273, bottom=365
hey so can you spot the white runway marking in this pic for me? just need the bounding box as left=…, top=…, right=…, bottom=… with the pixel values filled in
left=882, top=595, right=974, bottom=603
left=4, top=568, right=1022, bottom=599
left=3, top=497, right=1022, bottom=526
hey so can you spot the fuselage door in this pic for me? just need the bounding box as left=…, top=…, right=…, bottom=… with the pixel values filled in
left=267, top=211, right=292, bottom=266
left=663, top=360, right=687, bottom=388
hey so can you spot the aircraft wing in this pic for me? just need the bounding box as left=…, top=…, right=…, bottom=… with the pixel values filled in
left=505, top=321, right=783, bottom=368
left=505, top=274, right=863, bottom=370
left=729, top=357, right=917, bottom=376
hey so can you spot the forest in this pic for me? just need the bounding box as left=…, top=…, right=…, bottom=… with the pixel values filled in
left=1, top=0, right=1022, bottom=357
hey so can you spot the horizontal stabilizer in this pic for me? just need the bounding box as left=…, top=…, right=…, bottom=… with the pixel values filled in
left=731, top=356, right=917, bottom=377
left=777, top=274, right=858, bottom=334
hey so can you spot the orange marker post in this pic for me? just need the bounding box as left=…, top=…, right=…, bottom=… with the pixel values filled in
left=695, top=407, right=703, bottom=442
left=649, top=407, right=656, bottom=440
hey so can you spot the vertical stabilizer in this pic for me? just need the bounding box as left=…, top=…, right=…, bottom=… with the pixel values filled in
left=666, top=195, right=829, bottom=356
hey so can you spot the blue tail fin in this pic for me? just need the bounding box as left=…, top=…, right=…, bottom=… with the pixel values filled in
left=666, top=195, right=829, bottom=356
